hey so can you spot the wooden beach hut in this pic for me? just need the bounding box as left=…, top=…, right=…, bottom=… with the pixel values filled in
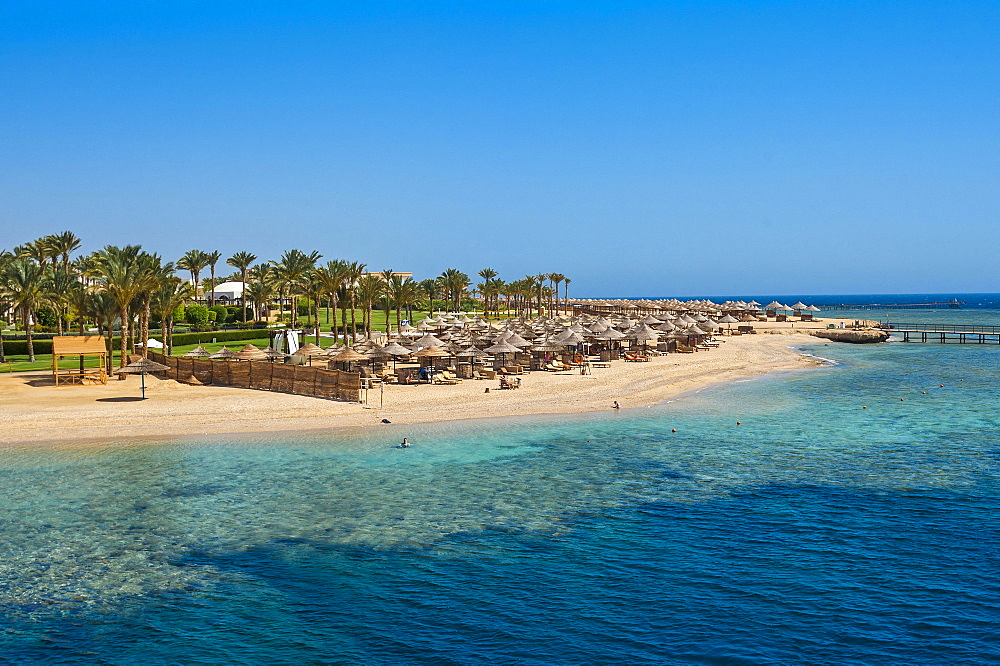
left=51, top=336, right=108, bottom=386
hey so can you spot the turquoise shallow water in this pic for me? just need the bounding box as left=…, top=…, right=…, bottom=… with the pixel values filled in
left=2, top=339, right=999, bottom=663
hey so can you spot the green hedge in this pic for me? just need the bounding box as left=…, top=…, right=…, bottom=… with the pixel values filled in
left=169, top=329, right=274, bottom=347
left=0, top=329, right=273, bottom=356
left=1, top=338, right=55, bottom=355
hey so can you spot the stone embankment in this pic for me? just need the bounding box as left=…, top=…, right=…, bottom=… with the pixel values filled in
left=811, top=328, right=890, bottom=343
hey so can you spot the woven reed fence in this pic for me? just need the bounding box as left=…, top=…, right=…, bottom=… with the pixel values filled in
left=148, top=352, right=361, bottom=401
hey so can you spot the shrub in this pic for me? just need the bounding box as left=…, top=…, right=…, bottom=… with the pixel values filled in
left=185, top=305, right=210, bottom=328
left=35, top=307, right=58, bottom=328
left=210, top=305, right=229, bottom=323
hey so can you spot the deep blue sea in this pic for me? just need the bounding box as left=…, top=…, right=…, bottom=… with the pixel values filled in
left=2, top=307, right=1000, bottom=663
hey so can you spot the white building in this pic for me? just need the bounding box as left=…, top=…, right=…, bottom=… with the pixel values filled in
left=207, top=281, right=244, bottom=304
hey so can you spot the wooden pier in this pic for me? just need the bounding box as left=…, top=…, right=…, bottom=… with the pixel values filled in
left=817, top=300, right=964, bottom=311
left=885, top=322, right=1000, bottom=344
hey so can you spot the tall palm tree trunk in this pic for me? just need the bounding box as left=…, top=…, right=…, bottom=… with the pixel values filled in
left=23, top=308, right=35, bottom=362
left=350, top=294, right=357, bottom=342
left=119, top=307, right=130, bottom=366
left=141, top=296, right=152, bottom=357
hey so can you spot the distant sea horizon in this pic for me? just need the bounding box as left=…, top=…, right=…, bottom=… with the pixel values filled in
left=582, top=292, right=1000, bottom=310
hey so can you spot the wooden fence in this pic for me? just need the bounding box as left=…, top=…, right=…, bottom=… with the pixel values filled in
left=148, top=352, right=361, bottom=401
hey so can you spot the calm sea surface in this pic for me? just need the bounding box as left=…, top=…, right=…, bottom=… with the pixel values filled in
left=2, top=309, right=999, bottom=663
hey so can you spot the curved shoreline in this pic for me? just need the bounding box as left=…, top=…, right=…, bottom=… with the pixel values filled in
left=0, top=332, right=830, bottom=448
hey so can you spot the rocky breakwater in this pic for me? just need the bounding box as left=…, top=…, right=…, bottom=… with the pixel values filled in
left=811, top=328, right=890, bottom=343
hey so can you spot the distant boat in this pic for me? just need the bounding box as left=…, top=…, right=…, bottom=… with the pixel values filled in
left=948, top=299, right=963, bottom=309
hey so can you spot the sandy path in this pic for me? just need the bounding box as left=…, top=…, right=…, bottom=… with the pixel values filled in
left=0, top=325, right=836, bottom=446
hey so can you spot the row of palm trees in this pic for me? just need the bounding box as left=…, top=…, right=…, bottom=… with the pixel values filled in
left=2, top=233, right=572, bottom=366
left=1, top=236, right=189, bottom=368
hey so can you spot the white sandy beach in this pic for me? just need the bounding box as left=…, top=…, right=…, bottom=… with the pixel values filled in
left=0, top=322, right=843, bottom=446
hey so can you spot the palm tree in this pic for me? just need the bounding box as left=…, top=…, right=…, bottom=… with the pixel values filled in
left=226, top=251, right=257, bottom=324
left=438, top=268, right=470, bottom=312
left=243, top=280, right=273, bottom=323
left=357, top=274, right=384, bottom=339
left=314, top=260, right=350, bottom=343
left=136, top=254, right=174, bottom=357
left=343, top=262, right=365, bottom=342
left=271, top=249, right=321, bottom=326
left=3, top=257, right=49, bottom=362
left=478, top=268, right=498, bottom=318
left=303, top=270, right=327, bottom=344
left=534, top=274, right=548, bottom=316
left=549, top=273, right=565, bottom=314
left=66, top=280, right=91, bottom=335
left=563, top=277, right=571, bottom=310
left=51, top=231, right=82, bottom=276
left=204, top=250, right=222, bottom=307
left=45, top=268, right=76, bottom=335
left=152, top=278, right=190, bottom=355
left=87, top=291, right=119, bottom=374
left=395, top=277, right=421, bottom=326
left=378, top=269, right=396, bottom=335
left=419, top=278, right=440, bottom=313
left=177, top=250, right=209, bottom=302
left=94, top=245, right=145, bottom=366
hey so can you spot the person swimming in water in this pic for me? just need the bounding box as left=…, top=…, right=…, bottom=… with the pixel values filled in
left=396, top=437, right=411, bottom=448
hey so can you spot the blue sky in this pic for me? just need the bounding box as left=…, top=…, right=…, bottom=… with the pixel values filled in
left=2, top=2, right=998, bottom=296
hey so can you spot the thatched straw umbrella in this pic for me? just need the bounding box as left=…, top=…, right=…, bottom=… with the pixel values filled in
left=182, top=345, right=212, bottom=358
left=234, top=343, right=268, bottom=361
left=292, top=342, right=326, bottom=366
left=329, top=347, right=367, bottom=371
left=209, top=346, right=236, bottom=359
left=718, top=314, right=739, bottom=333
left=118, top=357, right=171, bottom=400
left=628, top=324, right=661, bottom=352
left=262, top=345, right=287, bottom=361
left=484, top=340, right=520, bottom=369
left=413, top=333, right=447, bottom=349
left=414, top=345, right=449, bottom=382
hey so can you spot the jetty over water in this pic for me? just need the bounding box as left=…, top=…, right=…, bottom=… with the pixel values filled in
left=884, top=322, right=1000, bottom=344
left=818, top=300, right=964, bottom=311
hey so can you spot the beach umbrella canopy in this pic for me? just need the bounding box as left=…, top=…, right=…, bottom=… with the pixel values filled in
left=505, top=332, right=532, bottom=348
left=234, top=344, right=268, bottom=361
left=414, top=334, right=447, bottom=349
left=595, top=328, right=626, bottom=341
left=414, top=345, right=449, bottom=358
left=791, top=301, right=808, bottom=310
left=484, top=341, right=520, bottom=354
left=330, top=348, right=367, bottom=362
left=765, top=301, right=784, bottom=310
left=365, top=345, right=392, bottom=359
left=457, top=346, right=490, bottom=358
left=209, top=346, right=236, bottom=359
left=629, top=324, right=661, bottom=341
left=380, top=342, right=412, bottom=357
left=181, top=345, right=212, bottom=358
left=532, top=338, right=566, bottom=352
left=262, top=345, right=287, bottom=360
left=118, top=357, right=171, bottom=400
left=807, top=305, right=821, bottom=312
left=293, top=343, right=326, bottom=357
